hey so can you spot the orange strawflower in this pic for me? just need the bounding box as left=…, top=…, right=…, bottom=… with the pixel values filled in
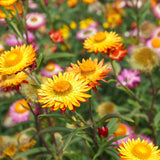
left=0, top=0, right=17, bottom=6
left=67, top=0, right=78, bottom=7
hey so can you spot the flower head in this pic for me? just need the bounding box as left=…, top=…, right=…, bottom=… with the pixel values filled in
left=9, top=99, right=30, bottom=125
left=82, top=0, right=98, bottom=4
left=41, top=62, right=64, bottom=78
left=0, top=0, right=17, bottom=6
left=98, top=126, right=108, bottom=138
left=0, top=2, right=23, bottom=19
left=0, top=44, right=37, bottom=75
left=67, top=0, right=78, bottom=7
left=118, top=138, right=160, bottom=160
left=26, top=12, right=46, bottom=30
left=66, top=58, right=111, bottom=88
left=49, top=29, right=64, bottom=43
left=117, top=68, right=141, bottom=88
left=153, top=3, right=160, bottom=19
left=130, top=47, right=159, bottom=72
left=83, top=31, right=122, bottom=54
left=38, top=72, right=91, bottom=112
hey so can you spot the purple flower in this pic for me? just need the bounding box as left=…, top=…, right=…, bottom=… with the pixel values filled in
left=117, top=68, right=141, bottom=88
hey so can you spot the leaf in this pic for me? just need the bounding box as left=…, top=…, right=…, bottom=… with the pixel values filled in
left=105, top=148, right=121, bottom=160
left=36, top=53, right=43, bottom=70
left=13, top=147, right=47, bottom=159
left=38, top=113, right=65, bottom=121
left=44, top=52, right=75, bottom=61
left=154, top=112, right=160, bottom=127
left=30, top=83, right=40, bottom=89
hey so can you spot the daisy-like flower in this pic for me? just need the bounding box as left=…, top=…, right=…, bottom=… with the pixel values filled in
left=117, top=68, right=141, bottom=88
left=82, top=0, right=98, bottom=4
left=153, top=3, right=160, bottom=19
left=0, top=0, right=17, bottom=6
left=118, top=138, right=160, bottom=159
left=83, top=31, right=122, bottom=54
left=0, top=71, right=28, bottom=89
left=76, top=26, right=98, bottom=41
left=79, top=18, right=95, bottom=29
left=26, top=12, right=46, bottom=30
left=38, top=72, right=91, bottom=111
left=0, top=44, right=37, bottom=75
left=9, top=99, right=30, bottom=124
left=0, top=2, right=23, bottom=19
left=137, top=134, right=153, bottom=144
left=66, top=58, right=111, bottom=88
left=41, top=62, right=64, bottom=78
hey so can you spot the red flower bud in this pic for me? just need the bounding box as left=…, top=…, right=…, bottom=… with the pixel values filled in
left=98, top=126, right=108, bottom=138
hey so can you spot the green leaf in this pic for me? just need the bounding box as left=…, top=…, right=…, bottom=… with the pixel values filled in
left=44, top=52, right=75, bottom=61
left=36, top=53, right=43, bottom=69
left=105, top=148, right=120, bottom=160
left=154, top=112, right=160, bottom=127
left=30, top=83, right=40, bottom=89
left=38, top=113, right=65, bottom=120
left=13, top=147, right=47, bottom=159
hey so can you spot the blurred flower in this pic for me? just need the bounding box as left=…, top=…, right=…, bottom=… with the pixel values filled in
left=82, top=0, right=97, bottom=4
left=0, top=135, right=17, bottom=159
left=66, top=58, right=111, bottom=88
left=97, top=101, right=117, bottom=118
left=41, top=62, right=64, bottom=78
left=108, top=44, right=127, bottom=61
left=49, top=29, right=64, bottom=43
left=76, top=26, right=98, bottom=41
left=38, top=72, right=91, bottom=112
left=67, top=0, right=78, bottom=7
left=153, top=3, right=160, bottom=19
left=117, top=69, right=141, bottom=88
left=28, top=0, right=38, bottom=9
left=0, top=44, right=37, bottom=75
left=0, top=41, right=5, bottom=53
left=59, top=25, right=70, bottom=39
left=0, top=71, right=28, bottom=90
left=137, top=134, right=153, bottom=144
left=0, top=2, right=23, bottom=19
left=127, top=0, right=143, bottom=8
left=5, top=31, right=35, bottom=46
left=146, top=37, right=160, bottom=55
left=118, top=138, right=160, bottom=159
left=20, top=75, right=46, bottom=103
left=0, top=0, right=17, bottom=6
left=70, top=21, right=77, bottom=29
left=83, top=31, right=122, bottom=54
left=9, top=99, right=30, bottom=124
left=98, top=126, right=108, bottom=138
left=88, top=2, right=102, bottom=15
left=2, top=113, right=13, bottom=127
left=130, top=47, right=159, bottom=72
left=26, top=12, right=46, bottom=30
left=79, top=18, right=95, bottom=29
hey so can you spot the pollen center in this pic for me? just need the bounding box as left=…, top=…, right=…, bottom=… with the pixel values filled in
left=132, top=143, right=151, bottom=159
left=151, top=38, right=160, bottom=48
left=94, top=32, right=106, bottom=42
left=53, top=80, right=72, bottom=94
left=79, top=61, right=96, bottom=73
left=15, top=100, right=29, bottom=113
left=5, top=51, right=22, bottom=66
left=45, top=63, right=55, bottom=71
left=114, top=124, right=127, bottom=137
left=31, top=17, right=37, bottom=22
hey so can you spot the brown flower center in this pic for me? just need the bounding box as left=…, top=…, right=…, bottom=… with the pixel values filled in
left=53, top=80, right=72, bottom=94
left=15, top=100, right=29, bottom=113
left=31, top=17, right=37, bottom=22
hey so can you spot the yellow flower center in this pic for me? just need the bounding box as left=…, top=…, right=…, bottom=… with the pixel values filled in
left=94, top=32, right=106, bottom=42
left=151, top=38, right=160, bottom=48
left=79, top=61, right=96, bottom=73
left=53, top=80, right=72, bottom=94
left=31, top=17, right=37, bottom=22
left=132, top=143, right=151, bottom=159
left=114, top=124, right=127, bottom=137
left=5, top=51, right=22, bottom=66
left=45, top=63, right=55, bottom=71
left=15, top=100, right=29, bottom=113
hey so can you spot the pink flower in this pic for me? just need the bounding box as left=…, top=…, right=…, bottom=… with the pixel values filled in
left=41, top=62, right=64, bottom=78
left=9, top=99, right=30, bottom=125
left=117, top=68, right=141, bottom=88
left=153, top=3, right=160, bottom=19
left=26, top=12, right=46, bottom=30
left=137, top=134, right=154, bottom=144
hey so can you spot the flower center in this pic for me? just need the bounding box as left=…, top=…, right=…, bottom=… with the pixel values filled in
left=151, top=38, right=160, bottom=48
left=114, top=124, right=127, bottom=137
left=132, top=143, right=151, bottom=159
left=15, top=100, right=29, bottom=113
left=79, top=61, right=96, bottom=73
left=45, top=63, right=55, bottom=71
left=5, top=51, right=22, bottom=66
left=31, top=17, right=37, bottom=22
left=94, top=32, right=106, bottom=42
left=84, top=30, right=92, bottom=35
left=53, top=80, right=72, bottom=94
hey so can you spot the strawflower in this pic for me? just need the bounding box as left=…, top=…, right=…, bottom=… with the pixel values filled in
left=67, top=0, right=78, bottom=7
left=83, top=31, right=122, bottom=54
left=153, top=3, right=160, bottom=19
left=9, top=99, right=30, bottom=124
left=79, top=18, right=95, bottom=29
left=82, top=0, right=97, bottom=4
left=98, top=126, right=108, bottom=138
left=66, top=58, right=112, bottom=88
left=38, top=72, right=91, bottom=112
left=0, top=0, right=17, bottom=6
left=117, top=69, right=141, bottom=88
left=118, top=138, right=160, bottom=160
left=49, top=29, right=64, bottom=43
left=0, top=44, right=37, bottom=75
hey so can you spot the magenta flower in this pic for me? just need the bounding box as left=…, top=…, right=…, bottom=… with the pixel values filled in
left=117, top=68, right=141, bottom=88
left=153, top=3, right=160, bottom=19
